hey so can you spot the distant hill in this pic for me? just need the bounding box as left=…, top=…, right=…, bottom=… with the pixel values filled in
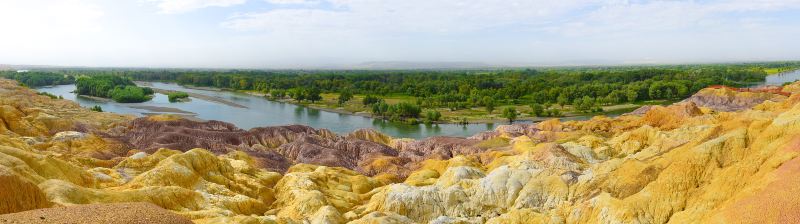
left=353, top=61, right=492, bottom=70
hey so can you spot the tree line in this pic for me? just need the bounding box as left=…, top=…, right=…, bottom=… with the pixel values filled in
left=115, top=63, right=785, bottom=109
left=0, top=71, right=75, bottom=87
left=75, top=76, right=153, bottom=103
left=8, top=62, right=799, bottom=118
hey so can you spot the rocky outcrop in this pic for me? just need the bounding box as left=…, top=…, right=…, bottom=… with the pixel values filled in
left=115, top=116, right=494, bottom=176
left=4, top=77, right=800, bottom=223
left=680, top=86, right=787, bottom=112
left=395, top=136, right=482, bottom=162
left=276, top=135, right=398, bottom=172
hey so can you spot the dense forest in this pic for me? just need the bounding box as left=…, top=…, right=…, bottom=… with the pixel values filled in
left=4, top=61, right=799, bottom=121
left=0, top=71, right=75, bottom=87
left=75, top=76, right=153, bottom=103
left=111, top=62, right=797, bottom=110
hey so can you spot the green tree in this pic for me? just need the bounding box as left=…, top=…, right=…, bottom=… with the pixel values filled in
left=425, top=110, right=442, bottom=124
left=270, top=89, right=286, bottom=99
left=306, top=88, right=322, bottom=103
left=625, top=90, right=638, bottom=103
left=530, top=103, right=544, bottom=117
left=484, top=96, right=495, bottom=114
left=338, top=90, right=353, bottom=105
left=501, top=107, right=518, bottom=123
left=557, top=93, right=569, bottom=108
left=371, top=102, right=390, bottom=118
left=573, top=96, right=595, bottom=112
left=363, top=95, right=381, bottom=105
left=548, top=108, right=562, bottom=117
left=290, top=88, right=306, bottom=101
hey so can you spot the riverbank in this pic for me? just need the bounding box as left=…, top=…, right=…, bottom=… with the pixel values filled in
left=76, top=94, right=113, bottom=102
left=144, top=86, right=248, bottom=109
left=245, top=90, right=645, bottom=124
left=162, top=83, right=646, bottom=124
left=128, top=105, right=197, bottom=114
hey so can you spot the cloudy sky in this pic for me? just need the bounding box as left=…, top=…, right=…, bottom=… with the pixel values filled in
left=1, top=0, right=799, bottom=68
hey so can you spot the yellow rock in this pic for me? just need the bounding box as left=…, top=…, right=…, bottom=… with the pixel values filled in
left=4, top=78, right=800, bottom=224
left=0, top=166, right=52, bottom=214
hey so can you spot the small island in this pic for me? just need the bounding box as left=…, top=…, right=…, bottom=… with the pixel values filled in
left=167, top=91, right=190, bottom=102
left=75, top=75, right=154, bottom=103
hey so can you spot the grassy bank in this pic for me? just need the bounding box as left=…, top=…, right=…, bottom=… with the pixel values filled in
left=259, top=92, right=662, bottom=124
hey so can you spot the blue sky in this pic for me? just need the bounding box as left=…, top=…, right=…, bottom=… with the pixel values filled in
left=1, top=0, right=799, bottom=68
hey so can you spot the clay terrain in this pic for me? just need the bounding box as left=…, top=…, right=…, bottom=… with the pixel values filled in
left=2, top=77, right=800, bottom=223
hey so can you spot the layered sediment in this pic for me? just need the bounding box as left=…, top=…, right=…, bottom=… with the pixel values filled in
left=1, top=77, right=800, bottom=223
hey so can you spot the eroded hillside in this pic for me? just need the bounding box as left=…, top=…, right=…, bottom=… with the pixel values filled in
left=1, top=78, right=800, bottom=223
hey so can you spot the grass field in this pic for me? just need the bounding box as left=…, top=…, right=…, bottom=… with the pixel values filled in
left=764, top=68, right=798, bottom=75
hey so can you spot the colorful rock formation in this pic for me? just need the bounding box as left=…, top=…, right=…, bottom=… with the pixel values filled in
left=1, top=78, right=799, bottom=223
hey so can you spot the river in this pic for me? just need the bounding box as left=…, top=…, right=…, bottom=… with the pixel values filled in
left=33, top=70, right=800, bottom=139
left=36, top=82, right=507, bottom=139
left=762, top=69, right=800, bottom=86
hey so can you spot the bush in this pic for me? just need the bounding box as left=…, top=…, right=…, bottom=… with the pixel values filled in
left=502, top=107, right=517, bottom=123
left=270, top=89, right=286, bottom=99
left=373, top=102, right=422, bottom=123
left=168, top=91, right=189, bottom=102
left=37, top=92, right=58, bottom=99
left=425, top=110, right=442, bottom=124
left=338, top=90, right=353, bottom=105
left=530, top=103, right=544, bottom=117
left=90, top=105, right=103, bottom=112
left=363, top=95, right=381, bottom=105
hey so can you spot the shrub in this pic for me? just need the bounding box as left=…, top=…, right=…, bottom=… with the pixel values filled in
left=168, top=91, right=190, bottom=102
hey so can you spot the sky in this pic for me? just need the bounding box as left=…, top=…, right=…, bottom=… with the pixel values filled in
left=1, top=0, right=799, bottom=69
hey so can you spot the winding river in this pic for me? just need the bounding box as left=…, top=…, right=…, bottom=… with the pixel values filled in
left=36, top=82, right=505, bottom=139
left=41, top=70, right=799, bottom=139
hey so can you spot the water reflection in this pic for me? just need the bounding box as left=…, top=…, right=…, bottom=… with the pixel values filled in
left=293, top=106, right=304, bottom=117
left=765, top=69, right=800, bottom=85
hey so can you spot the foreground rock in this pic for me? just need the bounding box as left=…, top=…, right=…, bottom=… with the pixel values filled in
left=0, top=203, right=193, bottom=224
left=1, top=77, right=800, bottom=223
left=681, top=85, right=788, bottom=112
left=114, top=115, right=491, bottom=179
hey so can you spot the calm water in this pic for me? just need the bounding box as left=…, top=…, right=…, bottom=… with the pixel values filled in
left=764, top=69, right=800, bottom=85
left=36, top=83, right=503, bottom=139
left=30, top=70, right=800, bottom=138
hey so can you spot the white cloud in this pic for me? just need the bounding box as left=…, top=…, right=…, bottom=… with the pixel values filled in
left=223, top=0, right=800, bottom=36
left=148, top=0, right=247, bottom=13
left=216, top=0, right=800, bottom=66
left=223, top=0, right=591, bottom=33
left=2, top=0, right=800, bottom=68
left=265, top=0, right=320, bottom=4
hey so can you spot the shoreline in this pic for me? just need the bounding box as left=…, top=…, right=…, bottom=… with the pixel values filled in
left=76, top=94, right=113, bottom=102
left=128, top=105, right=197, bottom=115
left=147, top=87, right=248, bottom=109
left=139, top=82, right=639, bottom=124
